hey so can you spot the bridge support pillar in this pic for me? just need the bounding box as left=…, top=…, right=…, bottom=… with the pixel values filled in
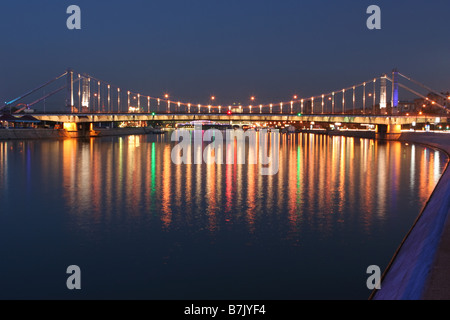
left=375, top=124, right=402, bottom=140
left=63, top=122, right=95, bottom=138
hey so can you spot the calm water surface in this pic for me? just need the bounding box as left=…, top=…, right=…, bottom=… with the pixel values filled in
left=0, top=132, right=447, bottom=299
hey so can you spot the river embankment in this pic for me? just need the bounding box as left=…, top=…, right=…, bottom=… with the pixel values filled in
left=0, top=128, right=66, bottom=140
left=0, top=127, right=163, bottom=140
left=370, top=132, right=450, bottom=300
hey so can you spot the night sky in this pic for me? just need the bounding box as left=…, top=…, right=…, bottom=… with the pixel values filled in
left=1, top=0, right=449, bottom=107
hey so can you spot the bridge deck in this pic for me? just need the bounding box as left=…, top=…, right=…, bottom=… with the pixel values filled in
left=31, top=113, right=446, bottom=126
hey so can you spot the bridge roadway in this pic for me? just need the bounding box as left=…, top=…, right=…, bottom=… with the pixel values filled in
left=32, top=113, right=446, bottom=126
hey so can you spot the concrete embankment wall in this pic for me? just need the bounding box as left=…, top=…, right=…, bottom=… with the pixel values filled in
left=371, top=132, right=450, bottom=300
left=95, top=127, right=148, bottom=136
left=327, top=130, right=375, bottom=139
left=0, top=128, right=66, bottom=140
left=296, top=129, right=376, bottom=139
left=0, top=127, right=151, bottom=140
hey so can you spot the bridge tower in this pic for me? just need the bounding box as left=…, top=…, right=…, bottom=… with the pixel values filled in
left=391, top=68, right=399, bottom=114
left=66, top=68, right=74, bottom=111
left=380, top=74, right=387, bottom=111
left=81, top=76, right=90, bottom=110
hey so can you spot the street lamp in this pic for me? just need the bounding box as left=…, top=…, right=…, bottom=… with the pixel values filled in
left=163, top=94, right=170, bottom=113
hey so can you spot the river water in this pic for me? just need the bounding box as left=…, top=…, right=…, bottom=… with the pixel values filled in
left=0, top=132, right=447, bottom=299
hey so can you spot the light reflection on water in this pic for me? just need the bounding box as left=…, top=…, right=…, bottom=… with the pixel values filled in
left=0, top=133, right=447, bottom=299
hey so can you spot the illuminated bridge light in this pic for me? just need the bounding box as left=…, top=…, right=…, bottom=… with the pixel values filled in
left=11, top=68, right=448, bottom=126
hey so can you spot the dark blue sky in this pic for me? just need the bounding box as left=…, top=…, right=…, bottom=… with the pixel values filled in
left=1, top=0, right=449, bottom=106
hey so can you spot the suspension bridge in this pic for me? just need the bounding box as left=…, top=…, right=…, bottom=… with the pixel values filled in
left=1, top=68, right=448, bottom=139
